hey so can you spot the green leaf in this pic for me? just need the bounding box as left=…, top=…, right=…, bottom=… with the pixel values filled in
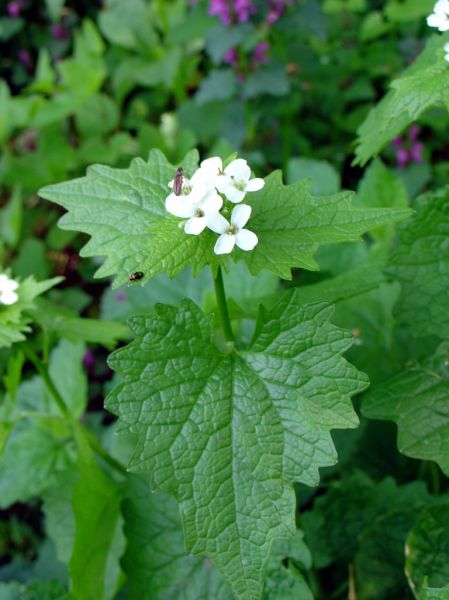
left=406, top=504, right=449, bottom=594
left=362, top=343, right=449, bottom=475
left=75, top=93, right=119, bottom=138
left=421, top=583, right=449, bottom=599
left=242, top=66, right=290, bottom=99
left=387, top=188, right=449, bottom=339
left=0, top=185, right=23, bottom=248
left=122, top=475, right=232, bottom=599
left=39, top=150, right=411, bottom=287
left=69, top=427, right=124, bottom=600
left=0, top=419, right=75, bottom=507
left=356, top=158, right=408, bottom=240
left=354, top=35, right=449, bottom=165
left=106, top=293, right=367, bottom=598
left=354, top=484, right=440, bottom=600
left=39, top=150, right=212, bottom=288
left=242, top=173, right=412, bottom=279
left=0, top=275, right=62, bottom=348
left=32, top=297, right=129, bottom=349
left=122, top=475, right=313, bottom=600
left=384, top=0, right=435, bottom=22
left=195, top=70, right=237, bottom=104
left=287, top=157, right=340, bottom=195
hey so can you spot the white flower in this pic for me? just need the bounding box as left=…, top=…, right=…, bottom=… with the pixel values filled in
left=165, top=185, right=223, bottom=235
left=0, top=274, right=19, bottom=306
left=215, top=158, right=265, bottom=203
left=427, top=0, right=449, bottom=31
left=208, top=204, right=258, bottom=255
left=444, top=41, right=449, bottom=61
left=190, top=157, right=223, bottom=188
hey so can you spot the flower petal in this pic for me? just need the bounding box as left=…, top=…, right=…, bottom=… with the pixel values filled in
left=184, top=216, right=207, bottom=235
left=165, top=194, right=194, bottom=218
left=6, top=280, right=18, bottom=292
left=223, top=187, right=246, bottom=203
left=231, top=204, right=251, bottom=229
left=245, top=177, right=265, bottom=192
left=215, top=175, right=233, bottom=193
left=200, top=156, right=222, bottom=174
left=206, top=212, right=229, bottom=234
left=198, top=190, right=223, bottom=214
left=235, top=229, right=258, bottom=251
left=214, top=234, right=235, bottom=255
left=0, top=290, right=18, bottom=305
left=224, top=159, right=251, bottom=182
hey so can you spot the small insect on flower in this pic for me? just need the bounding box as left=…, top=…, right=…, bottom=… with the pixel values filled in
left=173, top=167, right=184, bottom=196
left=128, top=271, right=144, bottom=282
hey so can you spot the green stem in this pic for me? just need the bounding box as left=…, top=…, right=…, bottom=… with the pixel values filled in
left=213, top=266, right=234, bottom=343
left=22, top=344, right=71, bottom=418
left=83, top=427, right=128, bottom=478
left=23, top=343, right=127, bottom=479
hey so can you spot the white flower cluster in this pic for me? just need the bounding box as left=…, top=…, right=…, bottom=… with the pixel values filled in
left=0, top=274, right=19, bottom=306
left=427, top=0, right=449, bottom=61
left=165, top=157, right=264, bottom=255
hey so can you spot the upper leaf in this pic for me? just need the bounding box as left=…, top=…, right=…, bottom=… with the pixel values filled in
left=106, top=292, right=367, bottom=598
left=354, top=34, right=449, bottom=165
left=241, top=172, right=411, bottom=278
left=40, top=150, right=411, bottom=285
left=387, top=188, right=449, bottom=340
left=362, top=343, right=449, bottom=475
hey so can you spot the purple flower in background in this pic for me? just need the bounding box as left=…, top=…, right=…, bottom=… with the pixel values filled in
left=115, top=291, right=127, bottom=303
left=83, top=349, right=95, bottom=370
left=209, top=0, right=256, bottom=25
left=252, top=42, right=270, bottom=65
left=266, top=0, right=293, bottom=24
left=233, top=0, right=256, bottom=22
left=223, top=47, right=238, bottom=65
left=18, top=49, right=32, bottom=71
left=7, top=2, right=21, bottom=18
left=209, top=0, right=232, bottom=24
left=51, top=23, right=70, bottom=41
left=391, top=124, right=425, bottom=168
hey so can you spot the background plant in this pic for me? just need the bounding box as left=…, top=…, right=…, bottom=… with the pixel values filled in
left=1, top=1, right=449, bottom=599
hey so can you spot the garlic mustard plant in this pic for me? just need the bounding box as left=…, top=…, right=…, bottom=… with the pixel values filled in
left=165, top=155, right=264, bottom=253
left=0, top=274, right=19, bottom=305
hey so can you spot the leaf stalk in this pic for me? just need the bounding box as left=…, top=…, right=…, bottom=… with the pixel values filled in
left=212, top=266, right=235, bottom=344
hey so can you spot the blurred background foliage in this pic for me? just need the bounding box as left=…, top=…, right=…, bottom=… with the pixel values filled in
left=1, top=1, right=449, bottom=598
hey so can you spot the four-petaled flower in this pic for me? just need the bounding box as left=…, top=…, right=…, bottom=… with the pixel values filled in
left=0, top=274, right=19, bottom=306
left=216, top=158, right=265, bottom=203
left=165, top=155, right=263, bottom=254
left=191, top=157, right=224, bottom=189
left=427, top=0, right=449, bottom=30
left=208, top=204, right=258, bottom=254
left=165, top=185, right=223, bottom=235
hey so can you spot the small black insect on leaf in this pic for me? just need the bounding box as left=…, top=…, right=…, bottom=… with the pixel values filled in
left=128, top=271, right=144, bottom=282
left=173, top=167, right=184, bottom=196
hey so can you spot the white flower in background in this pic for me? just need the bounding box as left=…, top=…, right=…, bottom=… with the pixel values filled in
left=208, top=204, right=258, bottom=255
left=215, top=158, right=265, bottom=203
left=191, top=156, right=223, bottom=188
left=165, top=185, right=223, bottom=235
left=0, top=274, right=19, bottom=306
left=444, top=41, right=449, bottom=61
left=427, top=0, right=449, bottom=30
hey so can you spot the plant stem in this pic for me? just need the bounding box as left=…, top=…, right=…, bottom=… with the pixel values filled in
left=82, top=427, right=128, bottom=478
left=212, top=266, right=234, bottom=343
left=22, top=343, right=127, bottom=479
left=22, top=344, right=71, bottom=418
